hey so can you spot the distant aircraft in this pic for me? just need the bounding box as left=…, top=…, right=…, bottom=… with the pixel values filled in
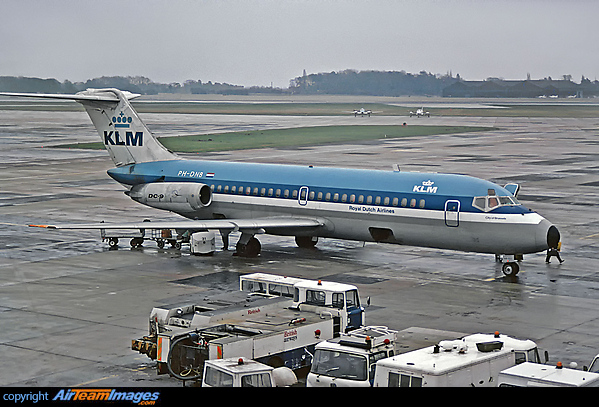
left=1, top=89, right=560, bottom=276
left=410, top=107, right=430, bottom=117
left=353, top=108, right=372, bottom=117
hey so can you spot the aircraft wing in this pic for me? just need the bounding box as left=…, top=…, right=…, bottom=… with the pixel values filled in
left=29, top=217, right=324, bottom=233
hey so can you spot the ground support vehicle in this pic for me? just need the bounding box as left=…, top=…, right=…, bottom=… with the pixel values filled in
left=498, top=362, right=599, bottom=387
left=202, top=357, right=298, bottom=387
left=100, top=225, right=191, bottom=250
left=240, top=272, right=365, bottom=334
left=373, top=338, right=517, bottom=387
left=133, top=304, right=334, bottom=383
left=132, top=272, right=367, bottom=384
left=307, top=326, right=398, bottom=387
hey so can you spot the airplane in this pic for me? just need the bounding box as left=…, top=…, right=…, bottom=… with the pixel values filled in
left=353, top=108, right=372, bottom=117
left=410, top=107, right=430, bottom=117
left=1, top=88, right=560, bottom=276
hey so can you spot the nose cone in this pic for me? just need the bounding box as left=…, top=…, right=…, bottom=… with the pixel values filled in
left=535, top=219, right=560, bottom=252
left=547, top=225, right=561, bottom=248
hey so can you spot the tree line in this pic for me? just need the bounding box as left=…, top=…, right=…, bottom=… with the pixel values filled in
left=2, top=71, right=598, bottom=97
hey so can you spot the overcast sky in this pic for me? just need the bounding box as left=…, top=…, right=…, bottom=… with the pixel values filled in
left=2, top=0, right=598, bottom=88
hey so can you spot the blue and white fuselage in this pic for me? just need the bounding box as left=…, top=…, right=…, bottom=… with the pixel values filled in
left=1, top=88, right=559, bottom=275
left=108, top=158, right=555, bottom=257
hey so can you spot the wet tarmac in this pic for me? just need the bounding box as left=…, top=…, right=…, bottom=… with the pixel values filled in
left=1, top=103, right=598, bottom=386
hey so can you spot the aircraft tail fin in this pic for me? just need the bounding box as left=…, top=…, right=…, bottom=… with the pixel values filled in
left=0, top=89, right=178, bottom=166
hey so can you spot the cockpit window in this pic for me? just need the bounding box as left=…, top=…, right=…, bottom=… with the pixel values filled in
left=473, top=195, right=520, bottom=212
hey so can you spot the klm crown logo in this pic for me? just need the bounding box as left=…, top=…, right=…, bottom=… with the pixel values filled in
left=112, top=111, right=133, bottom=128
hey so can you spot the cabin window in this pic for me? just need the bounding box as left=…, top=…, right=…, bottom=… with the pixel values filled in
left=260, top=188, right=266, bottom=196
left=358, top=195, right=365, bottom=204
left=350, top=194, right=356, bottom=203
left=410, top=199, right=416, bottom=208
left=276, top=189, right=281, bottom=197
left=317, top=192, right=323, bottom=201
left=375, top=196, right=381, bottom=205
left=292, top=190, right=298, bottom=199
left=246, top=187, right=252, bottom=195
left=401, top=198, right=407, bottom=207
left=268, top=188, right=273, bottom=196
left=367, top=196, right=373, bottom=204
left=473, top=197, right=485, bottom=210
left=473, top=195, right=520, bottom=212
left=419, top=199, right=425, bottom=209
left=217, top=185, right=222, bottom=192
left=284, top=189, right=290, bottom=198
left=309, top=191, right=315, bottom=200
left=392, top=197, right=399, bottom=206
left=341, top=194, right=348, bottom=203
left=299, top=188, right=308, bottom=201
left=333, top=193, right=339, bottom=202
left=210, top=185, right=215, bottom=191
left=224, top=185, right=229, bottom=193
left=252, top=187, right=258, bottom=196
left=306, top=290, right=326, bottom=306
left=239, top=186, right=245, bottom=195
left=384, top=197, right=390, bottom=206
left=325, top=192, right=331, bottom=201
left=231, top=186, right=236, bottom=193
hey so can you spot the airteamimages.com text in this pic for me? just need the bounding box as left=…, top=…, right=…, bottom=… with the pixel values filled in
left=3, top=389, right=161, bottom=405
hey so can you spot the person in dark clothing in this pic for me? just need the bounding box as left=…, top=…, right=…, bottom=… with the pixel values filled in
left=545, top=244, right=564, bottom=264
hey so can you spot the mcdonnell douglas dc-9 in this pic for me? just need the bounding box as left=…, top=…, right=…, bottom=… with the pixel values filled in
left=1, top=89, right=560, bottom=276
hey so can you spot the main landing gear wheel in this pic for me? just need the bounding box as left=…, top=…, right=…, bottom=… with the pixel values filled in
left=502, top=262, right=520, bottom=277
left=295, top=236, right=318, bottom=248
left=235, top=237, right=261, bottom=258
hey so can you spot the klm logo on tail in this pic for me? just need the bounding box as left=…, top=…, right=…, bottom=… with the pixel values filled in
left=104, top=131, right=143, bottom=146
left=105, top=112, right=143, bottom=146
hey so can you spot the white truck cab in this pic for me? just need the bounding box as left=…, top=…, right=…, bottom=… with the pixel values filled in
left=307, top=326, right=398, bottom=387
left=240, top=273, right=365, bottom=334
left=498, top=362, right=599, bottom=387
left=202, top=357, right=297, bottom=387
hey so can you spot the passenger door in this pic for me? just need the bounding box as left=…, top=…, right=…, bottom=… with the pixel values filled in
left=298, top=186, right=309, bottom=206
left=444, top=200, right=460, bottom=227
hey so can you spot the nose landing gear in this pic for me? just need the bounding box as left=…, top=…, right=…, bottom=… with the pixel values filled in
left=502, top=261, right=520, bottom=277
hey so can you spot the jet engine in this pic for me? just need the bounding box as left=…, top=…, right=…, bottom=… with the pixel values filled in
left=127, top=182, right=212, bottom=213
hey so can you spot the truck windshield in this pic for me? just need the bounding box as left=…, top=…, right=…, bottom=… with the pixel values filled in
left=311, top=349, right=367, bottom=381
left=241, top=373, right=273, bottom=387
left=204, top=366, right=233, bottom=387
left=515, top=348, right=541, bottom=364
left=346, top=290, right=360, bottom=308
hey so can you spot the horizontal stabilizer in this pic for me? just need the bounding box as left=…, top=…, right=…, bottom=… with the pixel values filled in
left=0, top=90, right=140, bottom=103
